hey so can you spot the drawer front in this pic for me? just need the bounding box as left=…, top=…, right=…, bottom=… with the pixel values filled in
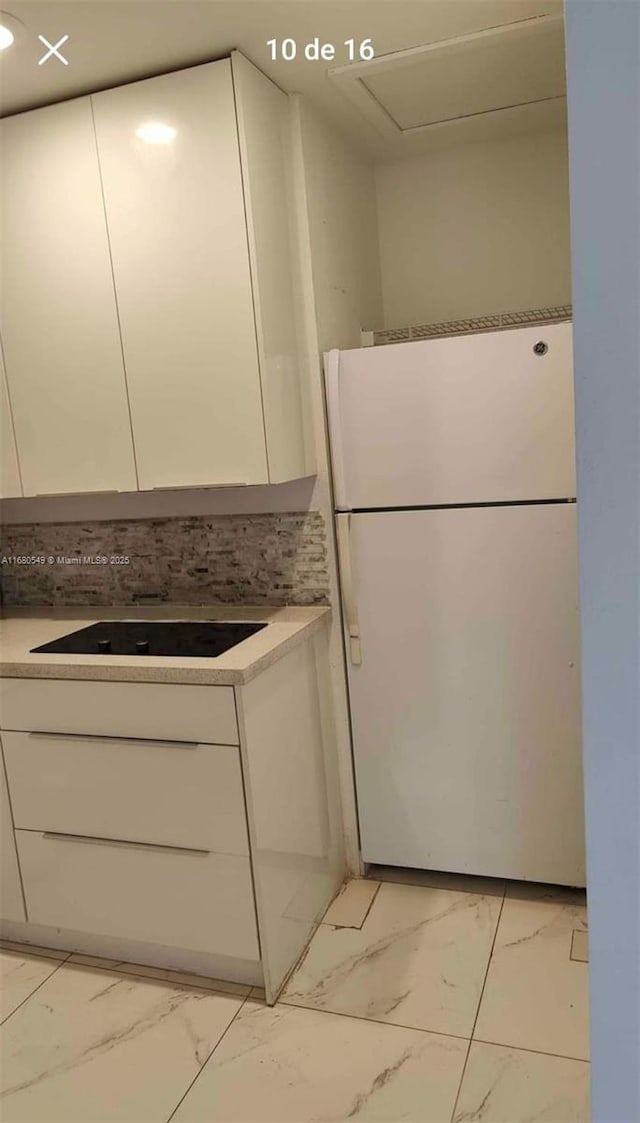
left=0, top=739, right=26, bottom=923
left=0, top=678, right=238, bottom=744
left=3, top=731, right=248, bottom=855
left=16, top=829, right=260, bottom=961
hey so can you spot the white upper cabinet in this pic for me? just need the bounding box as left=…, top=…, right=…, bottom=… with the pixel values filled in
left=230, top=52, right=305, bottom=483
left=92, top=55, right=305, bottom=489
left=0, top=100, right=138, bottom=497
left=0, top=350, right=22, bottom=498
left=0, top=56, right=306, bottom=497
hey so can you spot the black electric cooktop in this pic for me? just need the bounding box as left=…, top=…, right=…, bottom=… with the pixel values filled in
left=31, top=620, right=268, bottom=658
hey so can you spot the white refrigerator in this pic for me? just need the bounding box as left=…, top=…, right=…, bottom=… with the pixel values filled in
left=325, top=322, right=585, bottom=887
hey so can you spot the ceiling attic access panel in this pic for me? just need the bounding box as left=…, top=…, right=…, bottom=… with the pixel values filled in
left=329, top=15, right=567, bottom=151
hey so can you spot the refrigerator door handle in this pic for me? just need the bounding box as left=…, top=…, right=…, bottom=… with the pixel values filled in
left=336, top=514, right=362, bottom=665
left=324, top=350, right=350, bottom=511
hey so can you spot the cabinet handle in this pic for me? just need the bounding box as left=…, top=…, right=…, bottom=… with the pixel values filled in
left=336, top=513, right=362, bottom=665
left=41, top=831, right=209, bottom=855
left=27, top=731, right=200, bottom=749
left=324, top=350, right=349, bottom=512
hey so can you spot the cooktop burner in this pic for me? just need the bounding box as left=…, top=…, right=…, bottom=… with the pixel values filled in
left=31, top=620, right=268, bottom=658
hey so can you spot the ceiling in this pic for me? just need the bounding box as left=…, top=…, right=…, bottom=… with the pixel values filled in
left=0, top=0, right=565, bottom=159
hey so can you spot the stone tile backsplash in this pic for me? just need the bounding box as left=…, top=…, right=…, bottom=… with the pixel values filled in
left=0, top=512, right=329, bottom=607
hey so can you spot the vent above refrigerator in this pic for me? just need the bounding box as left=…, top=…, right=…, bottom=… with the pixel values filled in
left=362, top=304, right=572, bottom=348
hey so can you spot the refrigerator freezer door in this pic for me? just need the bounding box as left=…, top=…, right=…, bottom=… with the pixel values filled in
left=345, top=503, right=585, bottom=885
left=331, top=323, right=576, bottom=509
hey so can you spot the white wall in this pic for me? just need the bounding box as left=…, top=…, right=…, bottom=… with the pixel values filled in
left=376, top=129, right=571, bottom=328
left=290, top=94, right=383, bottom=872
left=565, top=3, right=640, bottom=1121
left=294, top=100, right=383, bottom=354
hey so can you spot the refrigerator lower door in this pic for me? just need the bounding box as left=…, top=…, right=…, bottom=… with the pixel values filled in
left=343, top=503, right=585, bottom=886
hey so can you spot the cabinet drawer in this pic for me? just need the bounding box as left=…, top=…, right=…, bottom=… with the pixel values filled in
left=16, top=830, right=260, bottom=961
left=3, top=731, right=248, bottom=855
left=0, top=678, right=238, bottom=744
left=0, top=740, right=26, bottom=923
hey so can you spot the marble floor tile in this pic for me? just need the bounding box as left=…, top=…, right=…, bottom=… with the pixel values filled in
left=0, top=960, right=245, bottom=1122
left=172, top=999, right=468, bottom=1122
left=453, top=1041, right=590, bottom=1123
left=0, top=947, right=67, bottom=1023
left=475, top=895, right=589, bottom=1059
left=282, top=882, right=502, bottom=1037
left=322, top=878, right=380, bottom=928
left=370, top=865, right=506, bottom=899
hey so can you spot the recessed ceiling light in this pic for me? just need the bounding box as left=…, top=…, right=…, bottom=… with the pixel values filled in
left=135, top=121, right=177, bottom=145
left=0, top=10, right=22, bottom=49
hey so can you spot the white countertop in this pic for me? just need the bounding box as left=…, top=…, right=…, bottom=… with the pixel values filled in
left=0, top=605, right=331, bottom=686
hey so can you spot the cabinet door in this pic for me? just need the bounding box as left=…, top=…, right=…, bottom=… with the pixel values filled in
left=0, top=350, right=21, bottom=498
left=0, top=739, right=26, bottom=922
left=231, top=52, right=306, bottom=482
left=0, top=100, right=137, bottom=497
left=92, top=61, right=269, bottom=489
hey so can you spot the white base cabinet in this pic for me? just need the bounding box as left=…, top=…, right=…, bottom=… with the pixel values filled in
left=0, top=52, right=307, bottom=497
left=0, top=634, right=344, bottom=1002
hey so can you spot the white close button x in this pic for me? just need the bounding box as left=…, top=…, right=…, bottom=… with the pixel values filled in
left=38, top=34, right=69, bottom=65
